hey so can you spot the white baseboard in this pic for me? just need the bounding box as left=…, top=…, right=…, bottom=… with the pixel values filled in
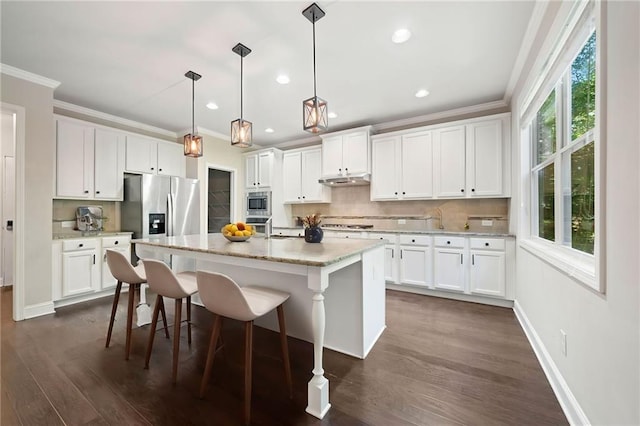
left=386, top=284, right=515, bottom=308
left=513, top=300, right=590, bottom=426
left=23, top=301, right=55, bottom=319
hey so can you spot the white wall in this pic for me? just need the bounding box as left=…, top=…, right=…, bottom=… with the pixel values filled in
left=511, top=2, right=640, bottom=425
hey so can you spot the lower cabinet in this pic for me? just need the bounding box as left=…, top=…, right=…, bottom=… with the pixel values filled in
left=369, top=233, right=399, bottom=284
left=101, top=236, right=132, bottom=290
left=469, top=238, right=506, bottom=297
left=433, top=236, right=466, bottom=292
left=398, top=235, right=432, bottom=287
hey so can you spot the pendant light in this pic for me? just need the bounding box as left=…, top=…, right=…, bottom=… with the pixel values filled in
left=231, top=43, right=252, bottom=147
left=302, top=2, right=328, bottom=133
left=183, top=70, right=203, bottom=157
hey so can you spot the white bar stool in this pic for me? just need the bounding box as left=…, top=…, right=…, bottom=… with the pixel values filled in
left=105, top=249, right=169, bottom=360
left=142, top=259, right=198, bottom=384
left=196, top=270, right=293, bottom=425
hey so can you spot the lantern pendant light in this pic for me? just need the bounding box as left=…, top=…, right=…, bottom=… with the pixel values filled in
left=231, top=43, right=253, bottom=147
left=302, top=3, right=328, bottom=133
left=183, top=70, right=203, bottom=157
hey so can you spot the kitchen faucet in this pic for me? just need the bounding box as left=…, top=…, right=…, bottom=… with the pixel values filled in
left=264, top=216, right=273, bottom=239
left=434, top=208, right=445, bottom=230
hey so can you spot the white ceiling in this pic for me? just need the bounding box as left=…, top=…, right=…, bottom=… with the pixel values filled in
left=1, top=1, right=535, bottom=146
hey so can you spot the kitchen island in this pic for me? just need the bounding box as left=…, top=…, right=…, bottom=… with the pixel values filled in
left=132, top=233, right=386, bottom=419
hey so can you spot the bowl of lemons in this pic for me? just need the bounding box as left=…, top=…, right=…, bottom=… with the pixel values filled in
left=221, top=222, right=255, bottom=242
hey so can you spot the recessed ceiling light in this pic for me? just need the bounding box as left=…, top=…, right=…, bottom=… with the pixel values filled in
left=328, top=112, right=338, bottom=119
left=265, top=128, right=275, bottom=133
left=276, top=74, right=290, bottom=85
left=206, top=102, right=219, bottom=110
left=415, top=89, right=429, bottom=98
left=392, top=28, right=411, bottom=44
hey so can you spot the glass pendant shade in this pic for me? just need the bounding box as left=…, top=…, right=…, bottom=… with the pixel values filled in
left=303, top=95, right=328, bottom=133
left=183, top=133, right=203, bottom=157
left=231, top=118, right=253, bottom=148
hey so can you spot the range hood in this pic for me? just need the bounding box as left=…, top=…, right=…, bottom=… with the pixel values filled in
left=318, top=172, right=371, bottom=186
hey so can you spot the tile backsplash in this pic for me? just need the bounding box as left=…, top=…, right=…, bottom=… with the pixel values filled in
left=291, top=186, right=508, bottom=232
left=52, top=199, right=120, bottom=234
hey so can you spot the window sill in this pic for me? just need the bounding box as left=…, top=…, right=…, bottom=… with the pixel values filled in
left=519, top=238, right=598, bottom=291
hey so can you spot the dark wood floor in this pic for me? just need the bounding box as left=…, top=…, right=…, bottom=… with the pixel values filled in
left=1, top=286, right=566, bottom=425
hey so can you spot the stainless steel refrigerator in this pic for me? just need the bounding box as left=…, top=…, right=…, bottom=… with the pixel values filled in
left=122, top=173, right=200, bottom=263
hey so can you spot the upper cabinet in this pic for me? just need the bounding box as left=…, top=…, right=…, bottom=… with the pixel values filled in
left=282, top=146, right=331, bottom=204
left=320, top=126, right=371, bottom=177
left=55, top=119, right=125, bottom=200
left=245, top=150, right=276, bottom=190
left=371, top=131, right=433, bottom=201
left=125, top=135, right=185, bottom=178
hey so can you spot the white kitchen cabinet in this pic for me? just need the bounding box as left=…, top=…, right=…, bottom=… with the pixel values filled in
left=368, top=233, right=399, bottom=284
left=125, top=135, right=185, bottom=177
left=56, top=119, right=125, bottom=200
left=61, top=239, right=99, bottom=298
left=466, top=119, right=503, bottom=197
left=469, top=237, right=506, bottom=297
left=283, top=147, right=331, bottom=203
left=398, top=235, right=432, bottom=287
left=246, top=150, right=275, bottom=190
left=371, top=131, right=433, bottom=201
left=321, top=127, right=371, bottom=177
left=433, top=236, right=466, bottom=292
left=101, top=235, right=131, bottom=290
left=433, top=125, right=467, bottom=197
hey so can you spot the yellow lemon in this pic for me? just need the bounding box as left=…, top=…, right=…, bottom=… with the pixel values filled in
left=242, top=230, right=251, bottom=236
left=224, top=224, right=234, bottom=232
left=245, top=224, right=252, bottom=232
left=234, top=230, right=244, bottom=237
left=230, top=225, right=238, bottom=233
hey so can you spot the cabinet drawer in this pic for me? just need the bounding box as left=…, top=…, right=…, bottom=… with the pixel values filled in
left=470, top=237, right=505, bottom=250
left=399, top=235, right=432, bottom=246
left=368, top=233, right=397, bottom=244
left=62, top=239, right=98, bottom=252
left=434, top=236, right=465, bottom=248
left=102, top=236, right=131, bottom=248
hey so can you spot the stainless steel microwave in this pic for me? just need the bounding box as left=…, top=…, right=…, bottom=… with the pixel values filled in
left=246, top=191, right=271, bottom=217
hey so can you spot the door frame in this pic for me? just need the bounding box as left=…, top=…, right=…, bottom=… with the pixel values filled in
left=1, top=102, right=25, bottom=321
left=206, top=163, right=236, bottom=232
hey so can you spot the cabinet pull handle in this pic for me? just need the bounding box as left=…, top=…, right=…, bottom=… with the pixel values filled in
left=400, top=249, right=403, bottom=259
left=93, top=254, right=96, bottom=264
left=460, top=254, right=463, bottom=264
left=103, top=253, right=107, bottom=262
left=472, top=254, right=475, bottom=265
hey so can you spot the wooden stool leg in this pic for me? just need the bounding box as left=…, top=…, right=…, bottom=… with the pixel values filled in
left=171, top=298, right=182, bottom=384
left=159, top=296, right=170, bottom=339
left=244, top=321, right=253, bottom=426
left=187, top=295, right=192, bottom=345
left=199, top=315, right=223, bottom=398
left=144, top=295, right=162, bottom=369
left=105, top=281, right=122, bottom=348
left=277, top=305, right=293, bottom=398
left=125, top=283, right=137, bottom=360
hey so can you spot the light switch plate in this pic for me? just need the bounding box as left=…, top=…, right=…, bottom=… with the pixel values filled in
left=481, top=220, right=493, bottom=227
left=61, top=220, right=75, bottom=228
left=398, top=219, right=406, bottom=225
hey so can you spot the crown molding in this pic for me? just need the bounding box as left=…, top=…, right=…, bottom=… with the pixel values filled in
left=188, top=126, right=229, bottom=141
left=53, top=100, right=176, bottom=138
left=273, top=135, right=322, bottom=150
left=503, top=0, right=550, bottom=104
left=371, top=100, right=509, bottom=134
left=0, top=64, right=61, bottom=89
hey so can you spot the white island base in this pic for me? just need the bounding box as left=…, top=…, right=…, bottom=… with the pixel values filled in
left=133, top=235, right=386, bottom=419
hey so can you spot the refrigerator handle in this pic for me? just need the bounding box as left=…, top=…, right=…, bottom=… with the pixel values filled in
left=167, top=193, right=174, bottom=237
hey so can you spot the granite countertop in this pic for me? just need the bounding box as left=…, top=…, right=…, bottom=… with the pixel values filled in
left=274, top=226, right=514, bottom=238
left=132, top=234, right=385, bottom=267
left=53, top=231, right=133, bottom=240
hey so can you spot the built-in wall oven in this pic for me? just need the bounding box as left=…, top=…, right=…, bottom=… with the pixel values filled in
left=246, top=191, right=271, bottom=233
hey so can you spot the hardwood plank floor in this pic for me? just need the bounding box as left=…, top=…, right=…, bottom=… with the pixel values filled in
left=0, top=286, right=566, bottom=425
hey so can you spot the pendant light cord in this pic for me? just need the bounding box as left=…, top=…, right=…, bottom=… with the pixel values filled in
left=191, top=76, right=195, bottom=135
left=240, top=56, right=244, bottom=120
left=312, top=14, right=317, bottom=98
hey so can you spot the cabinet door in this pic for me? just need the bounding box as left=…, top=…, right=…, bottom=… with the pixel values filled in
left=384, top=244, right=399, bottom=284
left=94, top=128, right=124, bottom=199
left=399, top=246, right=431, bottom=287
left=321, top=136, right=343, bottom=176
left=434, top=248, right=465, bottom=292
left=301, top=148, right=328, bottom=202
left=470, top=250, right=505, bottom=297
left=434, top=126, right=466, bottom=197
left=401, top=131, right=433, bottom=199
left=371, top=137, right=399, bottom=200
left=245, top=155, right=258, bottom=189
left=102, top=247, right=130, bottom=290
left=257, top=152, right=273, bottom=188
left=282, top=152, right=302, bottom=203
left=62, top=250, right=98, bottom=297
left=157, top=142, right=185, bottom=177
left=126, top=135, right=157, bottom=174
left=342, top=131, right=369, bottom=174
left=56, top=120, right=94, bottom=198
left=466, top=120, right=502, bottom=196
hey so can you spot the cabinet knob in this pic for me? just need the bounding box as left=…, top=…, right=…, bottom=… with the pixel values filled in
left=412, top=239, right=415, bottom=243
left=151, top=167, right=155, bottom=170
left=402, top=192, right=406, bottom=195
left=95, top=190, right=100, bottom=194
left=485, top=242, right=489, bottom=247
left=258, top=182, right=260, bottom=185
left=394, top=192, right=398, bottom=195
left=460, top=189, right=465, bottom=193
left=471, top=188, right=475, bottom=192
left=447, top=241, right=451, bottom=245
left=84, top=190, right=89, bottom=194
left=79, top=243, right=84, bottom=248
left=253, top=182, right=256, bottom=186
left=345, top=167, right=349, bottom=172
left=302, top=196, right=305, bottom=199
left=297, top=196, right=301, bottom=199
left=159, top=168, right=163, bottom=172
left=338, top=168, right=342, bottom=173
left=115, top=241, right=119, bottom=245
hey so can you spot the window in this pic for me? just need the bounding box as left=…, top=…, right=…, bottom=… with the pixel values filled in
left=521, top=1, right=601, bottom=290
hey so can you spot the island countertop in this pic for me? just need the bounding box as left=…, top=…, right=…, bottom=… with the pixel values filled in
left=132, top=233, right=385, bottom=267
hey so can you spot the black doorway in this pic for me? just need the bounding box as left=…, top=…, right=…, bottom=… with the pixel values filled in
left=207, top=168, right=231, bottom=233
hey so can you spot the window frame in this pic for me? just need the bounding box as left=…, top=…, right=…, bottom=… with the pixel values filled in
left=518, top=0, right=605, bottom=293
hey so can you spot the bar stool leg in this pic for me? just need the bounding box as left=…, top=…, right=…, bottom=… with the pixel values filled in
left=277, top=305, right=293, bottom=398
left=105, top=281, right=123, bottom=348
left=144, top=295, right=162, bottom=369
left=187, top=295, right=192, bottom=345
left=199, top=315, right=223, bottom=398
left=159, top=296, right=170, bottom=339
left=172, top=298, right=183, bottom=384
left=244, top=321, right=253, bottom=426
left=125, top=283, right=137, bottom=360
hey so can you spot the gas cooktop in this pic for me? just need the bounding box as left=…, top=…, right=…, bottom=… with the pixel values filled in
left=322, top=224, right=374, bottom=229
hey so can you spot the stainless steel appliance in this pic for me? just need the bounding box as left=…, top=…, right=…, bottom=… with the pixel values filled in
left=121, top=173, right=200, bottom=256
left=246, top=191, right=271, bottom=217
left=318, top=172, right=371, bottom=186
left=76, top=206, right=103, bottom=232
